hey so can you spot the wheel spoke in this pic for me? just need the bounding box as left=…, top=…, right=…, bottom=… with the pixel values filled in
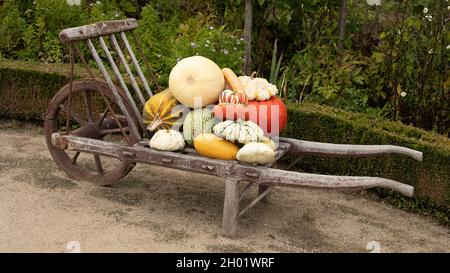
left=83, top=90, right=94, bottom=122
left=100, top=127, right=129, bottom=135
left=58, top=104, right=88, bottom=126
left=94, top=155, right=104, bottom=173
left=97, top=101, right=115, bottom=127
left=71, top=151, right=80, bottom=164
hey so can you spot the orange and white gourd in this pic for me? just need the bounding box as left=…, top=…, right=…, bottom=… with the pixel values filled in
left=220, top=68, right=247, bottom=105
left=219, top=89, right=247, bottom=105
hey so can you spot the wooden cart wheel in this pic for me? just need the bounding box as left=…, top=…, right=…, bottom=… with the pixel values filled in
left=44, top=78, right=140, bottom=185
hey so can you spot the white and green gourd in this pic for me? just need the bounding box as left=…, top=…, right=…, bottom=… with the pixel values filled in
left=183, top=108, right=216, bottom=146
left=213, top=119, right=264, bottom=145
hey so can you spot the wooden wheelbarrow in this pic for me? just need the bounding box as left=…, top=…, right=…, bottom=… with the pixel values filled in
left=44, top=19, right=422, bottom=237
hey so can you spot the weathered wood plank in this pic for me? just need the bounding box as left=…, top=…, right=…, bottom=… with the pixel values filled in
left=239, top=186, right=274, bottom=218
left=59, top=18, right=138, bottom=43
left=222, top=179, right=240, bottom=237
left=257, top=185, right=272, bottom=203
left=280, top=137, right=423, bottom=161
left=51, top=133, right=414, bottom=197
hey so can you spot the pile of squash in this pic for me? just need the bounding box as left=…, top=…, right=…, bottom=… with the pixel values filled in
left=142, top=55, right=287, bottom=165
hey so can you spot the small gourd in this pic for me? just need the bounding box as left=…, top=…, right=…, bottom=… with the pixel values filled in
left=149, top=129, right=185, bottom=151
left=261, top=136, right=277, bottom=151
left=219, top=89, right=247, bottom=105
left=213, top=120, right=264, bottom=145
left=237, top=142, right=275, bottom=165
left=143, top=89, right=182, bottom=132
left=239, top=75, right=278, bottom=101
left=183, top=108, right=216, bottom=146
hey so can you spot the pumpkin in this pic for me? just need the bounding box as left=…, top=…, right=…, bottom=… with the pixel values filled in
left=246, top=96, right=288, bottom=136
left=237, top=142, right=276, bottom=165
left=213, top=120, right=264, bottom=145
left=219, top=89, right=247, bottom=105
left=143, top=89, right=182, bottom=132
left=213, top=96, right=288, bottom=136
left=239, top=75, right=278, bottom=101
left=194, top=133, right=239, bottom=160
left=149, top=129, right=185, bottom=151
left=183, top=108, right=216, bottom=146
left=169, top=56, right=225, bottom=108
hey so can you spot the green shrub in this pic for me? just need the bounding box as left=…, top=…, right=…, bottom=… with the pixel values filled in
left=137, top=4, right=243, bottom=87
left=0, top=1, right=27, bottom=56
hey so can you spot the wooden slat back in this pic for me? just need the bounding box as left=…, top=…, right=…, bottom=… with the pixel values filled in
left=59, top=18, right=138, bottom=43
left=59, top=18, right=155, bottom=139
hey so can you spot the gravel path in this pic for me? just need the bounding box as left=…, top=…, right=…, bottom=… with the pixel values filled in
left=0, top=121, right=449, bottom=253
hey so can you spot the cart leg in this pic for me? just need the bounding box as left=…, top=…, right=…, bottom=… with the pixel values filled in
left=222, top=179, right=240, bottom=237
left=258, top=185, right=271, bottom=203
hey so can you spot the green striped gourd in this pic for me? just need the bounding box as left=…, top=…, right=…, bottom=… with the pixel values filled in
left=183, top=108, right=216, bottom=146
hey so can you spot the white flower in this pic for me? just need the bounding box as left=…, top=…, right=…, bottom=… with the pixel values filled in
left=400, top=92, right=406, bottom=97
left=446, top=44, right=450, bottom=50
left=204, top=44, right=209, bottom=47
left=223, top=49, right=229, bottom=55
left=240, top=37, right=244, bottom=41
left=114, top=12, right=119, bottom=18
left=425, top=15, right=432, bottom=21
left=66, top=0, right=81, bottom=5
left=190, top=42, right=197, bottom=48
left=156, top=54, right=161, bottom=58
left=423, top=7, right=428, bottom=13
left=209, top=26, right=214, bottom=30
left=96, top=0, right=101, bottom=4
left=448, top=6, right=450, bottom=10
left=206, top=40, right=211, bottom=44
left=428, top=48, right=433, bottom=54
left=233, top=47, right=238, bottom=50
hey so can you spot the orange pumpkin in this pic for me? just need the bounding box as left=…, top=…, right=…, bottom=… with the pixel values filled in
left=213, top=96, right=288, bottom=136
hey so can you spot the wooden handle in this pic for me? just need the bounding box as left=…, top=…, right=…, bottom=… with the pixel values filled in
left=280, top=137, right=423, bottom=161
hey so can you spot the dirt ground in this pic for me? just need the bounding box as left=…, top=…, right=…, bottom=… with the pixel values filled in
left=0, top=120, right=449, bottom=253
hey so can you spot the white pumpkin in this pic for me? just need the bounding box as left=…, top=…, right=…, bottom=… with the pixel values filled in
left=237, top=142, right=276, bottom=165
left=169, top=56, right=225, bottom=108
left=149, top=129, right=185, bottom=151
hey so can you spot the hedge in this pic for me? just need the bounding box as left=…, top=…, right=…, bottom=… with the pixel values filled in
left=1, top=60, right=449, bottom=224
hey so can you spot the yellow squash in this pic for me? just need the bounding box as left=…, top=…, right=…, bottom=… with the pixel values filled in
left=143, top=89, right=182, bottom=132
left=194, top=133, right=239, bottom=160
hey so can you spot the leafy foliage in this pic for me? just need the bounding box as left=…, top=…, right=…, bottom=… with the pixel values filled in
left=0, top=0, right=448, bottom=135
